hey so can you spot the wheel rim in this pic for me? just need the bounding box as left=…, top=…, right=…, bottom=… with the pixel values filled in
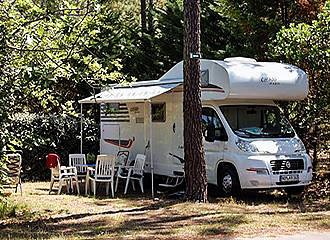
left=222, top=173, right=232, bottom=193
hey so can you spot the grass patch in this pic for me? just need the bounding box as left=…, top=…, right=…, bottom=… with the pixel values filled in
left=0, top=197, right=30, bottom=220
left=0, top=182, right=329, bottom=239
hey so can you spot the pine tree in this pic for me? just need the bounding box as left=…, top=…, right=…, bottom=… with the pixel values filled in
left=183, top=0, right=207, bottom=202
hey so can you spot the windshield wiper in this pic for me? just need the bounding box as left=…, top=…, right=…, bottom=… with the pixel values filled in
left=268, top=132, right=293, bottom=138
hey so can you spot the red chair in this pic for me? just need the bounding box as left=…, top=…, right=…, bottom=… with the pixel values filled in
left=46, top=153, right=80, bottom=195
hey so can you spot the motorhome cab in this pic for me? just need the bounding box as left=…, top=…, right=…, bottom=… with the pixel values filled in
left=80, top=57, right=313, bottom=196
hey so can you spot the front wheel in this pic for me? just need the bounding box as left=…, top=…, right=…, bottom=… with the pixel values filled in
left=218, top=166, right=241, bottom=197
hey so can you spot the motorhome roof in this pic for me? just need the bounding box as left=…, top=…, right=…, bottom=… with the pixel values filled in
left=79, top=58, right=308, bottom=104
left=159, top=59, right=308, bottom=100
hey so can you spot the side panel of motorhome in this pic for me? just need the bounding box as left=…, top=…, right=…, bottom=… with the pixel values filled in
left=150, top=92, right=183, bottom=176
left=100, top=123, right=120, bottom=154
left=126, top=103, right=146, bottom=160
left=100, top=103, right=146, bottom=163
left=168, top=92, right=184, bottom=175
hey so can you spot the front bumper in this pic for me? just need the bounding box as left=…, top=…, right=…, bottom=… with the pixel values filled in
left=238, top=154, right=313, bottom=189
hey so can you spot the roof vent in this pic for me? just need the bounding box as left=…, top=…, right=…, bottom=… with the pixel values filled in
left=224, top=57, right=257, bottom=63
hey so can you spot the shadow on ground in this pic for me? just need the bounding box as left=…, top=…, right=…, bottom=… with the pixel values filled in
left=1, top=181, right=328, bottom=239
left=0, top=198, right=247, bottom=239
left=207, top=183, right=330, bottom=213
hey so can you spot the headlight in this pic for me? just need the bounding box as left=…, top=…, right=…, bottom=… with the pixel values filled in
left=236, top=138, right=259, bottom=153
left=292, top=138, right=306, bottom=153
left=246, top=168, right=269, bottom=175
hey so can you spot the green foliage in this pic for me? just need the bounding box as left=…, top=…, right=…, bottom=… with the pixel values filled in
left=0, top=0, right=133, bottom=182
left=0, top=0, right=328, bottom=187
left=6, top=113, right=99, bottom=180
left=269, top=1, right=330, bottom=165
left=147, top=0, right=324, bottom=74
left=134, top=0, right=252, bottom=79
left=0, top=197, right=29, bottom=220
left=0, top=0, right=128, bottom=115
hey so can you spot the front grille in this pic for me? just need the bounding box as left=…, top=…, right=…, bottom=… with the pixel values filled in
left=272, top=170, right=303, bottom=175
left=270, top=159, right=304, bottom=172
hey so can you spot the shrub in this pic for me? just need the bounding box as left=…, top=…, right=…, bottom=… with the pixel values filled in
left=0, top=197, right=29, bottom=219
left=6, top=113, right=99, bottom=180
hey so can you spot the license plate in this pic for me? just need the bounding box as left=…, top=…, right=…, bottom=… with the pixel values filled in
left=280, top=174, right=299, bottom=182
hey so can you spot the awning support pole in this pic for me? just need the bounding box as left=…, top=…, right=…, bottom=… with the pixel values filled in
left=148, top=100, right=154, bottom=199
left=80, top=103, right=83, bottom=154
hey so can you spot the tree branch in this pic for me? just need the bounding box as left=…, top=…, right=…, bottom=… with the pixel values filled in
left=6, top=46, right=67, bottom=52
left=65, top=6, right=96, bottom=62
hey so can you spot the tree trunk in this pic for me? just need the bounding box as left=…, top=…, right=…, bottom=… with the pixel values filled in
left=280, top=0, right=289, bottom=26
left=140, top=0, right=147, bottom=33
left=312, top=117, right=319, bottom=172
left=148, top=0, right=154, bottom=34
left=183, top=0, right=207, bottom=202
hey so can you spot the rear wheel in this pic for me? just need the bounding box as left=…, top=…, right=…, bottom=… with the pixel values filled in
left=218, top=166, right=241, bottom=197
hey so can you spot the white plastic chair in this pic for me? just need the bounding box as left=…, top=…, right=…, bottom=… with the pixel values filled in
left=69, top=154, right=87, bottom=180
left=115, top=154, right=146, bottom=194
left=47, top=154, right=80, bottom=195
left=85, top=154, right=116, bottom=197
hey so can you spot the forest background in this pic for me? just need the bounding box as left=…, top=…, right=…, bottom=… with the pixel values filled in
left=0, top=0, right=329, bottom=195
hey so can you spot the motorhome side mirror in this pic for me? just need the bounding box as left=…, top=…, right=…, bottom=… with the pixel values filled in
left=205, top=127, right=216, bottom=142
left=219, top=134, right=228, bottom=142
left=218, top=128, right=228, bottom=141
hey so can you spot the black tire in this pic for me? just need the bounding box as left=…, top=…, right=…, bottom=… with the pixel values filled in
left=284, top=186, right=305, bottom=196
left=218, top=166, right=241, bottom=197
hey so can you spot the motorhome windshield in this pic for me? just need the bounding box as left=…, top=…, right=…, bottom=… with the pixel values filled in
left=220, top=105, right=295, bottom=138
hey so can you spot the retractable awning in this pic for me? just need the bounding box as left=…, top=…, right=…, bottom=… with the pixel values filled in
left=78, top=81, right=182, bottom=199
left=79, top=82, right=182, bottom=104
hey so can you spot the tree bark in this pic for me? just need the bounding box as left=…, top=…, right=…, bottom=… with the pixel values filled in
left=148, top=0, right=154, bottom=34
left=183, top=0, right=207, bottom=202
left=140, top=0, right=147, bottom=33
left=280, top=0, right=289, bottom=26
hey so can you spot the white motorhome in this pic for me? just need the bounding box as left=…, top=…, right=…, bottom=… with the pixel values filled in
left=80, top=57, right=313, bottom=196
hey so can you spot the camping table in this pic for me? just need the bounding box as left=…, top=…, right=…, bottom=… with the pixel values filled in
left=75, top=164, right=96, bottom=177
left=75, top=164, right=96, bottom=167
left=75, top=163, right=96, bottom=183
left=76, top=164, right=97, bottom=195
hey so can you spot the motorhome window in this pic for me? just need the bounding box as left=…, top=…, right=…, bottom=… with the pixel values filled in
left=152, top=103, right=166, bottom=122
left=201, top=70, right=209, bottom=87
left=220, top=105, right=295, bottom=138
left=202, top=107, right=227, bottom=141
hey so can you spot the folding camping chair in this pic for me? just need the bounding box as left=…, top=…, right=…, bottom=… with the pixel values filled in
left=158, top=153, right=185, bottom=189
left=2, top=153, right=23, bottom=196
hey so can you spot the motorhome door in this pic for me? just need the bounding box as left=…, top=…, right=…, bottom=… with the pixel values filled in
left=202, top=106, right=227, bottom=182
left=169, top=99, right=184, bottom=175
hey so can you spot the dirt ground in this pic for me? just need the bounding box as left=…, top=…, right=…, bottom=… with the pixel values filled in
left=0, top=181, right=329, bottom=239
